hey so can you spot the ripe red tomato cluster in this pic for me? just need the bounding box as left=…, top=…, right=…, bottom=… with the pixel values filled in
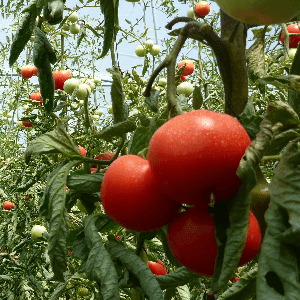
left=3, top=201, right=14, bottom=210
left=100, top=110, right=261, bottom=276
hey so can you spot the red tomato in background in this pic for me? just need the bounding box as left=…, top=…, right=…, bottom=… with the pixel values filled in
left=101, top=155, right=181, bottom=232
left=3, top=201, right=14, bottom=210
left=147, top=110, right=250, bottom=205
left=280, top=24, right=300, bottom=48
left=22, top=120, right=33, bottom=128
left=148, top=260, right=167, bottom=275
left=93, top=152, right=115, bottom=169
left=195, top=1, right=210, bottom=17
left=167, top=208, right=261, bottom=277
left=53, top=70, right=72, bottom=90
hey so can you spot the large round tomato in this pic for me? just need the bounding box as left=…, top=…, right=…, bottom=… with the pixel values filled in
left=147, top=110, right=250, bottom=205
left=214, top=0, right=300, bottom=25
left=101, top=155, right=181, bottom=232
left=167, top=208, right=261, bottom=277
left=280, top=24, right=300, bottom=48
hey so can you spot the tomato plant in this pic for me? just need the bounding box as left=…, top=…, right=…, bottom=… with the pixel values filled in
left=101, top=155, right=181, bottom=231
left=147, top=110, right=251, bottom=205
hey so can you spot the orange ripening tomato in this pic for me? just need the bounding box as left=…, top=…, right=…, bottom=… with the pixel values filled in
left=177, top=60, right=194, bottom=76
left=195, top=1, right=210, bottom=18
left=167, top=208, right=261, bottom=277
left=101, top=155, right=181, bottom=232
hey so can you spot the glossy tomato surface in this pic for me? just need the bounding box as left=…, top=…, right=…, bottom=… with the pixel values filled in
left=147, top=110, right=251, bottom=205
left=167, top=208, right=261, bottom=277
left=280, top=24, right=300, bottom=48
left=148, top=260, right=167, bottom=275
left=101, top=155, right=181, bottom=232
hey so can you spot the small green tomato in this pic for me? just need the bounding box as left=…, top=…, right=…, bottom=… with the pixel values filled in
left=95, top=109, right=103, bottom=116
left=31, top=225, right=47, bottom=240
left=108, top=105, right=113, bottom=114
left=158, top=78, right=167, bottom=86
left=76, top=84, right=91, bottom=100
left=64, top=78, right=79, bottom=95
left=70, top=23, right=80, bottom=34
left=93, top=77, right=101, bottom=84
left=68, top=12, right=79, bottom=23
left=145, top=39, right=154, bottom=49
left=62, top=22, right=70, bottom=31
left=177, top=82, right=194, bottom=97
left=135, top=45, right=146, bottom=57
left=150, top=45, right=160, bottom=56
left=92, top=114, right=100, bottom=121
left=77, top=287, right=89, bottom=296
left=187, top=7, right=195, bottom=18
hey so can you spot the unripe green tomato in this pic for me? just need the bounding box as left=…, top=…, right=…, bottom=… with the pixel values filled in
left=158, top=78, right=167, bottom=86
left=77, top=287, right=89, bottom=296
left=64, top=78, right=79, bottom=95
left=70, top=23, right=80, bottom=34
left=76, top=200, right=88, bottom=214
left=145, top=39, right=154, bottom=49
left=31, top=225, right=47, bottom=240
left=93, top=77, right=101, bottom=84
left=68, top=12, right=79, bottom=23
left=187, top=7, right=195, bottom=18
left=92, top=115, right=100, bottom=121
left=135, top=45, right=146, bottom=57
left=95, top=109, right=103, bottom=116
left=78, top=100, right=84, bottom=107
left=288, top=48, right=297, bottom=60
left=150, top=45, right=160, bottom=56
left=76, top=84, right=91, bottom=100
left=80, top=78, right=95, bottom=91
left=63, top=22, right=70, bottom=31
left=107, top=105, right=113, bottom=114
left=177, top=82, right=194, bottom=97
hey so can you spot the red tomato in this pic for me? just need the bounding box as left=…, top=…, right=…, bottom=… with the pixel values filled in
left=3, top=201, right=14, bottom=210
left=195, top=1, right=210, bottom=17
left=116, top=236, right=121, bottom=241
left=280, top=24, right=300, bottom=48
left=167, top=208, right=261, bottom=277
left=177, top=60, right=194, bottom=76
left=101, top=155, right=181, bottom=232
left=22, top=120, right=33, bottom=128
left=148, top=260, right=167, bottom=275
left=93, top=152, right=115, bottom=169
left=53, top=70, right=72, bottom=90
left=30, top=91, right=43, bottom=106
left=78, top=145, right=86, bottom=157
left=32, top=66, right=38, bottom=76
left=21, top=65, right=34, bottom=79
left=147, top=110, right=251, bottom=205
left=180, top=75, right=187, bottom=82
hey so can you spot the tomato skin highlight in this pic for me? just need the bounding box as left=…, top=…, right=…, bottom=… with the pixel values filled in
left=147, top=110, right=251, bottom=205
left=167, top=208, right=261, bottom=277
left=101, top=155, right=181, bottom=232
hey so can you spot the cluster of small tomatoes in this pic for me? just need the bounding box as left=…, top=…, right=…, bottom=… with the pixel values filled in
left=101, top=109, right=262, bottom=277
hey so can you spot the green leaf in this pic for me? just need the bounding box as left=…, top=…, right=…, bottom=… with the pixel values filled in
left=192, top=86, right=203, bottom=110
left=155, top=267, right=200, bottom=290
left=67, top=173, right=104, bottom=194
left=99, top=0, right=115, bottom=58
left=128, top=119, right=165, bottom=155
left=257, top=142, right=300, bottom=298
left=9, top=10, right=37, bottom=66
left=37, top=55, right=55, bottom=114
left=107, top=238, right=164, bottom=300
left=47, top=160, right=78, bottom=281
left=83, top=215, right=120, bottom=299
left=49, top=282, right=68, bottom=300
left=25, top=119, right=83, bottom=163
left=33, top=27, right=57, bottom=68
left=94, top=120, right=136, bottom=141
left=110, top=67, right=126, bottom=124
left=144, top=89, right=160, bottom=113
